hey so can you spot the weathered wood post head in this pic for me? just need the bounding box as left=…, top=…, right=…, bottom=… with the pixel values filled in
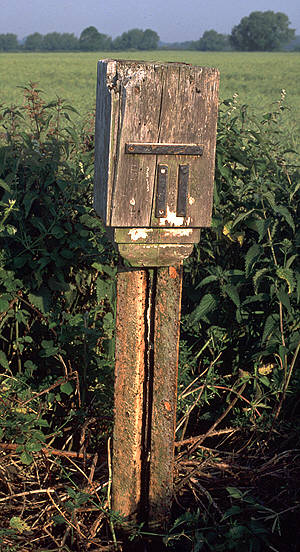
left=94, top=59, right=219, bottom=533
left=94, top=59, right=219, bottom=267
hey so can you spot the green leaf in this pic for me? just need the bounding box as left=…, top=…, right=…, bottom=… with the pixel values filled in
left=79, top=213, right=103, bottom=230
left=245, top=244, right=262, bottom=277
left=53, top=514, right=65, bottom=525
left=189, top=294, right=217, bottom=324
left=0, top=178, right=11, bottom=192
left=60, top=249, right=74, bottom=259
left=60, top=382, right=73, bottom=395
left=196, top=275, right=218, bottom=289
left=40, top=340, right=59, bottom=357
left=275, top=205, right=295, bottom=232
left=276, top=267, right=295, bottom=294
left=20, top=451, right=34, bottom=465
left=286, top=255, right=298, bottom=269
left=23, top=191, right=38, bottom=218
left=226, top=486, right=244, bottom=499
left=96, top=278, right=112, bottom=302
left=231, top=208, right=256, bottom=230
left=245, top=217, right=269, bottom=241
left=264, top=191, right=276, bottom=209
left=25, top=440, right=43, bottom=452
left=296, top=272, right=300, bottom=303
left=0, top=297, right=10, bottom=312
left=28, top=287, right=51, bottom=314
left=48, top=277, right=69, bottom=291
left=0, top=350, right=9, bottom=369
left=51, top=225, right=65, bottom=239
left=224, top=284, right=240, bottom=307
left=276, top=287, right=291, bottom=312
left=253, top=267, right=269, bottom=292
left=262, top=314, right=279, bottom=344
left=9, top=516, right=31, bottom=533
left=242, top=293, right=268, bottom=306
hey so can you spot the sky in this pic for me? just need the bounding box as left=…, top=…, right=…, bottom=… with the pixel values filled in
left=1, top=0, right=300, bottom=43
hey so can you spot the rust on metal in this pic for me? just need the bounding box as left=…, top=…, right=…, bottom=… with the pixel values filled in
left=125, top=142, right=204, bottom=156
left=112, top=269, right=147, bottom=520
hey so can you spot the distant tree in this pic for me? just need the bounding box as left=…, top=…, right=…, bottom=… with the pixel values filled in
left=0, top=33, right=19, bottom=51
left=113, top=28, right=143, bottom=50
left=160, top=40, right=197, bottom=50
left=140, top=29, right=159, bottom=50
left=79, top=26, right=111, bottom=51
left=230, top=11, right=295, bottom=51
left=113, top=28, right=159, bottom=50
left=24, top=33, right=44, bottom=51
left=196, top=30, right=230, bottom=51
left=57, top=33, right=79, bottom=50
left=42, top=32, right=62, bottom=51
left=285, top=35, right=300, bottom=51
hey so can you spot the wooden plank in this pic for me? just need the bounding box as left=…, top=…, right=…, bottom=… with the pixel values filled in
left=154, top=64, right=219, bottom=228
left=114, top=228, right=200, bottom=244
left=94, top=60, right=115, bottom=225
left=110, top=61, right=164, bottom=227
left=94, top=60, right=219, bottom=230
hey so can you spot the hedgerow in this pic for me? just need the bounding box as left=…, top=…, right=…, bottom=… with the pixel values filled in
left=0, top=83, right=299, bottom=551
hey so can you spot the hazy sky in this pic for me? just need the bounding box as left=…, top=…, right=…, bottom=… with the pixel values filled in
left=1, top=0, right=300, bottom=43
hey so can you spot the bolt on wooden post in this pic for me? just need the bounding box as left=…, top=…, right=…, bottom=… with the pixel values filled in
left=94, top=59, right=219, bottom=527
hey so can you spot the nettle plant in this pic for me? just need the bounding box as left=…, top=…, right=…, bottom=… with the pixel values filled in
left=0, top=83, right=299, bottom=463
left=0, top=83, right=117, bottom=458
left=180, top=92, right=299, bottom=431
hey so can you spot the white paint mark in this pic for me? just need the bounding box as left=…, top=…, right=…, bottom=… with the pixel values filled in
left=163, top=229, right=193, bottom=237
left=159, top=206, right=191, bottom=227
left=129, top=229, right=153, bottom=241
left=130, top=198, right=135, bottom=206
left=189, top=197, right=195, bottom=205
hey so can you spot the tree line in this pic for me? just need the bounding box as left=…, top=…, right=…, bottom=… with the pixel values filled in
left=0, top=12, right=298, bottom=53
left=0, top=27, right=159, bottom=52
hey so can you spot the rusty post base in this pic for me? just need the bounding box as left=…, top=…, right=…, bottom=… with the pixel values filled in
left=112, top=265, right=183, bottom=528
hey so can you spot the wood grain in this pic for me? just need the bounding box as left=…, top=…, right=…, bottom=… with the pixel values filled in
left=94, top=60, right=219, bottom=229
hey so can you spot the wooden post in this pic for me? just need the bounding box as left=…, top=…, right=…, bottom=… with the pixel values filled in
left=94, top=59, right=219, bottom=527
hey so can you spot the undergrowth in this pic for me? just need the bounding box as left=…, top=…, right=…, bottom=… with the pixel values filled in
left=0, top=83, right=299, bottom=551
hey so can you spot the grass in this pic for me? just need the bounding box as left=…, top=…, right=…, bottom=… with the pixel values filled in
left=1, top=51, right=300, bottom=142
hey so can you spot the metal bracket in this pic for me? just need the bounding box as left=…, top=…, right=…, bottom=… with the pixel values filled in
left=155, top=165, right=168, bottom=217
left=177, top=165, right=189, bottom=217
left=125, top=143, right=204, bottom=156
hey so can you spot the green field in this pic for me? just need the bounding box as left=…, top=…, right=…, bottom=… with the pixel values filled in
left=1, top=50, right=300, bottom=139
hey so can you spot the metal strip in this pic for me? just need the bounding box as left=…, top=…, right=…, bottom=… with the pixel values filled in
left=125, top=143, right=204, bottom=156
left=176, top=164, right=189, bottom=217
left=155, top=164, right=168, bottom=218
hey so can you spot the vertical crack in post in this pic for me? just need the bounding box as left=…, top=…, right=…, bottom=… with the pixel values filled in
left=140, top=268, right=157, bottom=522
